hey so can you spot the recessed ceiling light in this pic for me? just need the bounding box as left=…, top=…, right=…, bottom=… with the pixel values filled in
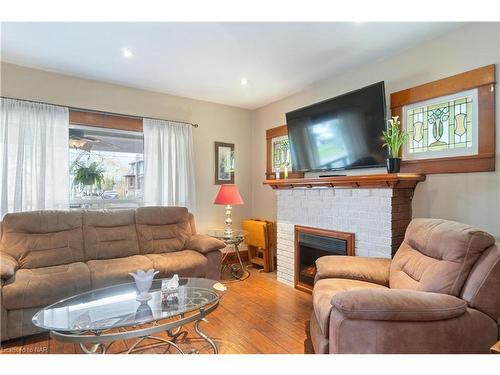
left=240, top=77, right=248, bottom=86
left=122, top=48, right=134, bottom=59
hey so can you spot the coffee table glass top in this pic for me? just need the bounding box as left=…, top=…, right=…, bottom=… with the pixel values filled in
left=32, top=278, right=225, bottom=333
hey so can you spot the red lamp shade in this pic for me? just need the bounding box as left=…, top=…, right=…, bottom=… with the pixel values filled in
left=213, top=184, right=244, bottom=205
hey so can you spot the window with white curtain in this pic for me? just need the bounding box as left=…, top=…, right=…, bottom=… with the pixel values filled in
left=1, top=99, right=196, bottom=216
left=143, top=118, right=196, bottom=213
left=0, top=98, right=70, bottom=217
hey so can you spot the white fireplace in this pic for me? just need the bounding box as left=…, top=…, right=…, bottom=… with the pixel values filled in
left=275, top=187, right=401, bottom=287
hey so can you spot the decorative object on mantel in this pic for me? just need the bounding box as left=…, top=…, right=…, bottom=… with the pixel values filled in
left=263, top=173, right=425, bottom=190
left=214, top=142, right=235, bottom=185
left=213, top=184, right=244, bottom=236
left=382, top=116, right=407, bottom=173
left=391, top=64, right=496, bottom=174
left=266, top=125, right=304, bottom=180
left=129, top=269, right=159, bottom=302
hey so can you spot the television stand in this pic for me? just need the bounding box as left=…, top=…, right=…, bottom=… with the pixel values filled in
left=318, top=174, right=347, bottom=178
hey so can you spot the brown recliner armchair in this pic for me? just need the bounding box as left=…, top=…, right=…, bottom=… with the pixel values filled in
left=310, top=218, right=500, bottom=354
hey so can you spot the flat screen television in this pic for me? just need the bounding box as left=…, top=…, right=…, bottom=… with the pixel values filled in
left=286, top=81, right=387, bottom=173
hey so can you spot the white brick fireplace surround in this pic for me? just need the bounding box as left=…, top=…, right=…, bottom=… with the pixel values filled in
left=276, top=187, right=403, bottom=287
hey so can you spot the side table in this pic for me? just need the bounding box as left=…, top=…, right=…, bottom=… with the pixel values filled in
left=207, top=229, right=248, bottom=281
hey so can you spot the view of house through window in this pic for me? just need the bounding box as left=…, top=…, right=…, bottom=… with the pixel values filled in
left=69, top=125, right=144, bottom=209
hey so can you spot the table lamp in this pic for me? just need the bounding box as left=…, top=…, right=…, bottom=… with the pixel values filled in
left=214, top=184, right=244, bottom=236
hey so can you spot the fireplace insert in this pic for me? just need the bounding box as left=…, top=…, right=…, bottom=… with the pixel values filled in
left=294, top=226, right=354, bottom=292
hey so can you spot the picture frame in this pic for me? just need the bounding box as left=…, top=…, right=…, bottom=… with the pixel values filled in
left=214, top=142, right=235, bottom=185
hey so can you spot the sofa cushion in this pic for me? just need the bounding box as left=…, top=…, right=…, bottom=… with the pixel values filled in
left=87, top=255, right=153, bottom=289
left=146, top=250, right=208, bottom=278
left=313, top=278, right=386, bottom=337
left=135, top=207, right=192, bottom=254
left=2, top=262, right=91, bottom=310
left=390, top=219, right=495, bottom=296
left=0, top=210, right=84, bottom=268
left=83, top=209, right=140, bottom=261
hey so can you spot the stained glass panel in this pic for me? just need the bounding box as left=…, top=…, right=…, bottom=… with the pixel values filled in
left=403, top=89, right=478, bottom=160
left=272, top=135, right=292, bottom=171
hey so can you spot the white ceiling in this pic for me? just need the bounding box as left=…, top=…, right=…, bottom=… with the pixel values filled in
left=1, top=22, right=463, bottom=109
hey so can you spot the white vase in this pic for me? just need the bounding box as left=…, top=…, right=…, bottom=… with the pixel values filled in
left=129, top=269, right=159, bottom=302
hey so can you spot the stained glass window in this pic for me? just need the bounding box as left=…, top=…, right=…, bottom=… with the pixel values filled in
left=272, top=135, right=291, bottom=171
left=403, top=89, right=478, bottom=160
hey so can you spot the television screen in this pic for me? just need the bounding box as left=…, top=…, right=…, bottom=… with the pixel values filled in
left=286, top=82, right=387, bottom=172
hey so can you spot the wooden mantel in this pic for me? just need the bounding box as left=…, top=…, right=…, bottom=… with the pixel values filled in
left=263, top=173, right=425, bottom=190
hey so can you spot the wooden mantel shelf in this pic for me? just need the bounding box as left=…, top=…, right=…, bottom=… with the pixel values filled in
left=263, top=173, right=426, bottom=190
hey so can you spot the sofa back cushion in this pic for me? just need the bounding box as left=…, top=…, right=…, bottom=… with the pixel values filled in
left=0, top=210, right=83, bottom=269
left=135, top=207, right=192, bottom=254
left=460, top=244, right=500, bottom=320
left=390, top=218, right=495, bottom=296
left=83, top=209, right=140, bottom=261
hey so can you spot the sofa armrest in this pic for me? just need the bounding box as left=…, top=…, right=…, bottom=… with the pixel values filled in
left=315, top=256, right=391, bottom=286
left=0, top=252, right=18, bottom=281
left=186, top=234, right=226, bottom=254
left=331, top=289, right=467, bottom=322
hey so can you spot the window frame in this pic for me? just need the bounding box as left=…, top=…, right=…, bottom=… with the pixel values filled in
left=68, top=111, right=145, bottom=209
left=402, top=88, right=479, bottom=160
left=390, top=64, right=496, bottom=174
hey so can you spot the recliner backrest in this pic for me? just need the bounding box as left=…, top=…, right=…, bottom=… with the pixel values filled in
left=83, top=209, right=140, bottom=261
left=390, top=218, right=495, bottom=296
left=135, top=206, right=192, bottom=254
left=461, top=243, right=500, bottom=321
left=0, top=210, right=84, bottom=268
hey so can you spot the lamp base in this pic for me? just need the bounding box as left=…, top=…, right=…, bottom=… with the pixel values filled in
left=224, top=205, right=233, bottom=237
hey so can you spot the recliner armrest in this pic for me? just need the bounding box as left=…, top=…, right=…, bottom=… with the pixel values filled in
left=0, top=252, right=18, bottom=281
left=331, top=289, right=467, bottom=322
left=186, top=234, right=226, bottom=254
left=315, top=256, right=391, bottom=286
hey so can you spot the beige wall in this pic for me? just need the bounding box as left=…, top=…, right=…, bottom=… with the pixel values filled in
left=0, top=62, right=253, bottom=234
left=251, top=22, right=500, bottom=239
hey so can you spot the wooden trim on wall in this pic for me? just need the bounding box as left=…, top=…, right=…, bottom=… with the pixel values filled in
left=69, top=110, right=143, bottom=132
left=390, top=65, right=496, bottom=174
left=266, top=124, right=304, bottom=179
left=294, top=225, right=354, bottom=294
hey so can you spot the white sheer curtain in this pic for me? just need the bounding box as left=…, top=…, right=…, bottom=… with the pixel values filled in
left=0, top=98, right=69, bottom=217
left=143, top=118, right=196, bottom=212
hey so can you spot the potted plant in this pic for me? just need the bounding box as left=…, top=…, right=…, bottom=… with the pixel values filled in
left=382, top=116, right=407, bottom=173
left=72, top=161, right=105, bottom=195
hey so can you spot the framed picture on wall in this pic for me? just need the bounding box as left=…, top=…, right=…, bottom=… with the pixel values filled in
left=214, top=142, right=235, bottom=185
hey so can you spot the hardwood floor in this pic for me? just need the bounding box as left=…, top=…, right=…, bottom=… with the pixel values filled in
left=0, top=267, right=314, bottom=354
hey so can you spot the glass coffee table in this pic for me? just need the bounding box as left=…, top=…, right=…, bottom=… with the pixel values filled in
left=32, top=278, right=226, bottom=354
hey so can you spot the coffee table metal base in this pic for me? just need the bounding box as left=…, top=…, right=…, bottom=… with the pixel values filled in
left=51, top=304, right=218, bottom=354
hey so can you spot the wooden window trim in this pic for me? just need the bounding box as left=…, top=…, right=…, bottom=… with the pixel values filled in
left=390, top=64, right=496, bottom=174
left=265, top=124, right=304, bottom=179
left=69, top=110, right=143, bottom=132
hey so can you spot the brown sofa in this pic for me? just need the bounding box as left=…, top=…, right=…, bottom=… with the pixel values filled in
left=311, top=218, right=500, bottom=354
left=0, top=207, right=226, bottom=341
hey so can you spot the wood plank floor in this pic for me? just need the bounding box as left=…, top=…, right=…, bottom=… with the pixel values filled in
left=0, top=267, right=314, bottom=354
